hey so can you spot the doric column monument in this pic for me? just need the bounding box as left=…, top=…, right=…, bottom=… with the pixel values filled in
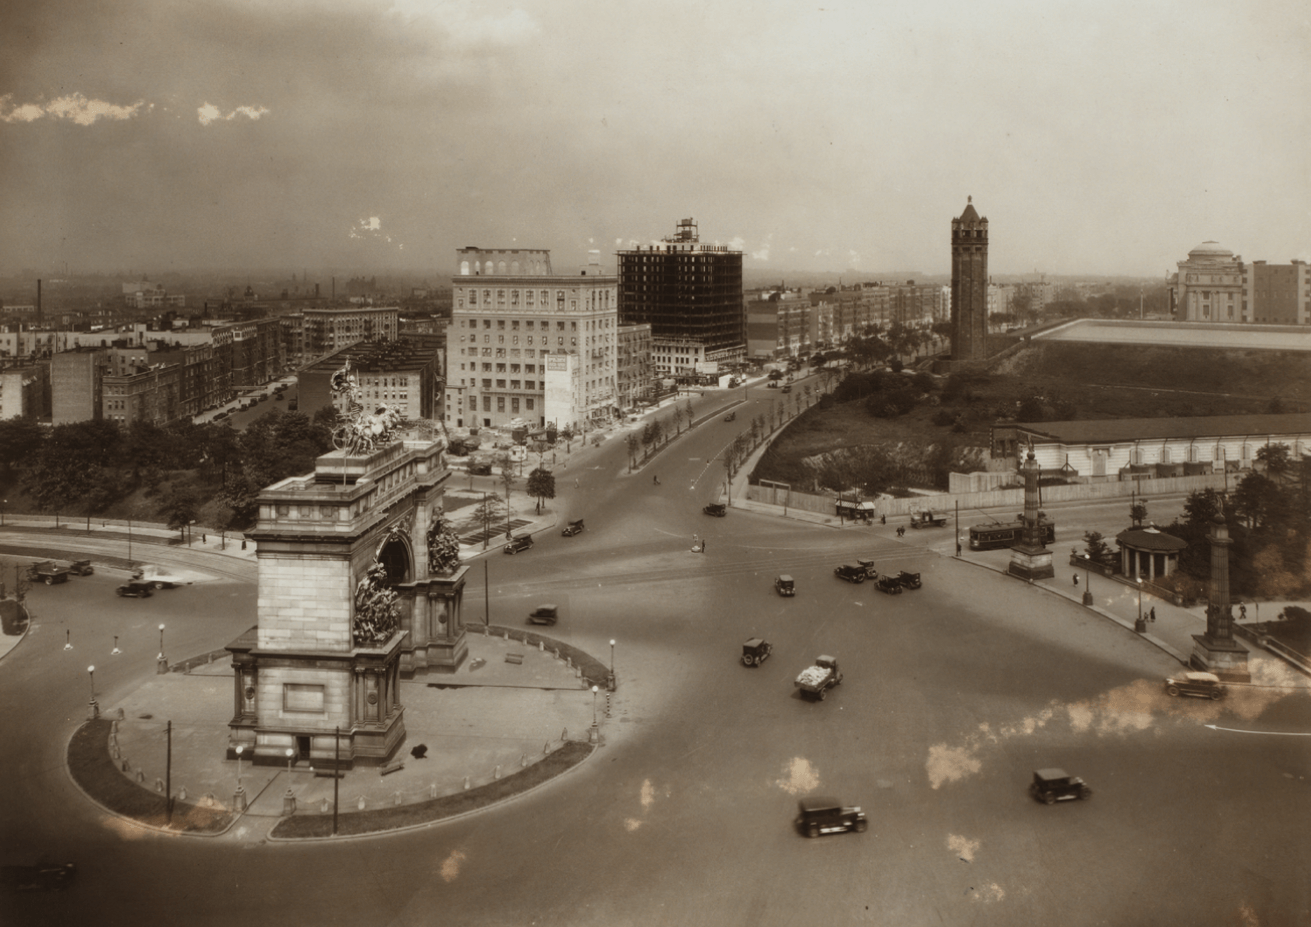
left=1008, top=446, right=1055, bottom=580
left=1191, top=515, right=1250, bottom=682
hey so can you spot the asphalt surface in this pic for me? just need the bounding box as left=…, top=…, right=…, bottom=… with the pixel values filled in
left=2, top=376, right=1310, bottom=926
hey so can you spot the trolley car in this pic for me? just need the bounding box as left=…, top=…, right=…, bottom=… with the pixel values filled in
left=968, top=517, right=1056, bottom=551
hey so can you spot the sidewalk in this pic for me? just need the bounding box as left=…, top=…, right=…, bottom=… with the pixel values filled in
left=102, top=628, right=598, bottom=837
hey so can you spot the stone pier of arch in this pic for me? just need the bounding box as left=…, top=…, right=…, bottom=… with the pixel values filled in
left=226, top=437, right=469, bottom=770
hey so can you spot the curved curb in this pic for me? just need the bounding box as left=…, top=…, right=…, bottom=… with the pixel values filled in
left=950, top=553, right=1193, bottom=666
left=262, top=740, right=598, bottom=843
left=0, top=598, right=32, bottom=665
left=64, top=719, right=243, bottom=839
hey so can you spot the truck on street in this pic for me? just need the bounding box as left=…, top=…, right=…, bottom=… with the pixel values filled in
left=795, top=655, right=842, bottom=700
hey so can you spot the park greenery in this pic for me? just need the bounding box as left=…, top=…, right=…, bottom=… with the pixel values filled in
left=0, top=409, right=339, bottom=533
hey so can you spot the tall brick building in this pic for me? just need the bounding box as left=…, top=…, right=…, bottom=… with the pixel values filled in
left=950, top=197, right=988, bottom=361
left=617, top=218, right=745, bottom=374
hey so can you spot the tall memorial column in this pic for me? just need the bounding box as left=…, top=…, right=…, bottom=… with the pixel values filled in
left=1191, top=515, right=1250, bottom=682
left=1008, top=447, right=1055, bottom=580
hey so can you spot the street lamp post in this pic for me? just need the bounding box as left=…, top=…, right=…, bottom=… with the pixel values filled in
left=608, top=639, right=616, bottom=691
left=482, top=492, right=490, bottom=551
left=1080, top=554, right=1094, bottom=606
left=127, top=512, right=133, bottom=567
left=87, top=665, right=99, bottom=719
left=157, top=624, right=167, bottom=674
left=1, top=498, right=6, bottom=526
left=589, top=685, right=599, bottom=743
left=283, top=747, right=297, bottom=816
left=188, top=519, right=195, bottom=546
left=1135, top=578, right=1147, bottom=633
left=234, top=745, right=247, bottom=812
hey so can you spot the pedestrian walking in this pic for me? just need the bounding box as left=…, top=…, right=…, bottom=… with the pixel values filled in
left=1149, top=607, right=1156, bottom=623
left=880, top=514, right=886, bottom=525
left=1239, top=604, right=1247, bottom=621
left=1073, top=574, right=1079, bottom=587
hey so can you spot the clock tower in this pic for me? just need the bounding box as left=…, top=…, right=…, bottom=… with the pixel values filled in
left=951, top=197, right=988, bottom=362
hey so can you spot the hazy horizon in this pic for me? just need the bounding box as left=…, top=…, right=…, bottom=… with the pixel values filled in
left=3, top=1, right=1307, bottom=279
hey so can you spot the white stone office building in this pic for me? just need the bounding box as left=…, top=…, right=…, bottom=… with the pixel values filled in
left=445, top=248, right=619, bottom=431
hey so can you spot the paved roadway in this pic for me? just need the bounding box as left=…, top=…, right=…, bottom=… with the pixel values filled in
left=3, top=381, right=1309, bottom=926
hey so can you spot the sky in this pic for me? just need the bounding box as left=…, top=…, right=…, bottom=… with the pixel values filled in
left=1, top=0, right=1308, bottom=280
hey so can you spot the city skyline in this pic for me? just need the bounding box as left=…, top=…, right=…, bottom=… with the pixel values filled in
left=2, top=0, right=1307, bottom=279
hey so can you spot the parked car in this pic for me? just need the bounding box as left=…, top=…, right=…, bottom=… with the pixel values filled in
left=874, top=575, right=902, bottom=595
left=1164, top=671, right=1226, bottom=700
left=68, top=560, right=94, bottom=576
left=28, top=561, right=70, bottom=585
left=742, top=637, right=773, bottom=667
left=561, top=519, right=585, bottom=537
left=795, top=797, right=866, bottom=838
left=774, top=575, right=796, bottom=597
left=504, top=535, right=534, bottom=554
left=528, top=604, right=559, bottom=626
left=897, top=570, right=921, bottom=589
left=703, top=503, right=727, bottom=517
left=115, top=579, right=154, bottom=598
left=1029, top=768, right=1091, bottom=805
left=834, top=563, right=867, bottom=583
left=1, top=861, right=76, bottom=892
left=724, top=412, right=736, bottom=422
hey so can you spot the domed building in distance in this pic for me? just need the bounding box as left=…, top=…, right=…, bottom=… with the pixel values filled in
left=1171, top=241, right=1245, bottom=323
left=1170, top=241, right=1310, bottom=325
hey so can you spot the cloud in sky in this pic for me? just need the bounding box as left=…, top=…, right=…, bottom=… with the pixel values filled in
left=1, top=0, right=1308, bottom=276
left=197, top=103, right=270, bottom=126
left=1, top=93, right=147, bottom=125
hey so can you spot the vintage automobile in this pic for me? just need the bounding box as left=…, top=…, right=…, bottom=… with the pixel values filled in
left=774, top=575, right=796, bottom=597
left=781, top=384, right=792, bottom=393
left=874, top=574, right=903, bottom=595
left=896, top=570, right=922, bottom=590
left=703, top=503, right=727, bottom=517
left=28, top=561, right=71, bottom=585
left=1164, top=671, right=1227, bottom=700
left=909, top=510, right=948, bottom=529
left=68, top=560, right=95, bottom=576
left=856, top=558, right=879, bottom=579
left=503, top=535, right=534, bottom=554
left=1, top=861, right=76, bottom=892
left=561, top=519, right=585, bottom=537
left=133, top=566, right=190, bottom=590
left=742, top=637, right=773, bottom=667
left=1029, top=768, right=1092, bottom=805
left=795, top=797, right=866, bottom=838
left=724, top=411, right=736, bottom=422
left=528, top=604, right=559, bottom=626
left=115, top=578, right=154, bottom=598
left=834, top=563, right=867, bottom=584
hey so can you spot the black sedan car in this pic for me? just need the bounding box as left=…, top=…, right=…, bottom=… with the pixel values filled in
left=1030, top=768, right=1091, bottom=804
left=503, top=535, right=534, bottom=554
left=834, top=564, right=867, bottom=583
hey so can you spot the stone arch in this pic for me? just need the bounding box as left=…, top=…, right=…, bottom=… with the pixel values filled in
left=378, top=533, right=413, bottom=584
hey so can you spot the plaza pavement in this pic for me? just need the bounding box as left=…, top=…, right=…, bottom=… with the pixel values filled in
left=103, top=625, right=597, bottom=837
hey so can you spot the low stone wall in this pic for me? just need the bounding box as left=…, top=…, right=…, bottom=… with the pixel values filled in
left=747, top=471, right=1230, bottom=519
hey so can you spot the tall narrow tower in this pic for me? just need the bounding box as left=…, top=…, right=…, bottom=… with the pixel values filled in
left=950, top=197, right=988, bottom=361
